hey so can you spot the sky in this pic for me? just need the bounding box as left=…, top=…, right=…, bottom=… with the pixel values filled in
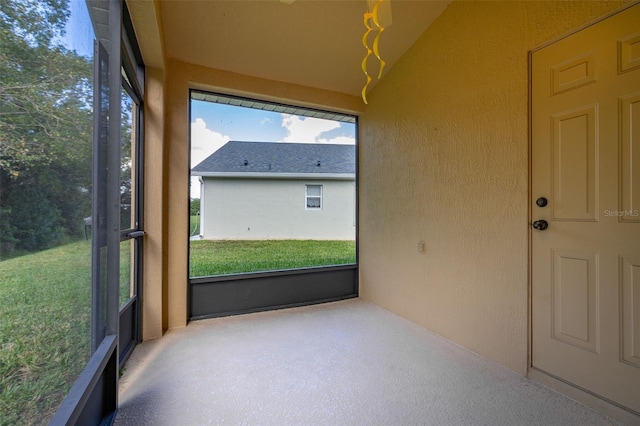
left=61, top=1, right=95, bottom=58
left=190, top=100, right=357, bottom=198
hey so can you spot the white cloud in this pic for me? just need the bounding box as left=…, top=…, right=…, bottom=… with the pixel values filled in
left=190, top=118, right=230, bottom=167
left=260, top=117, right=273, bottom=126
left=317, top=135, right=356, bottom=145
left=190, top=118, right=230, bottom=199
left=281, top=114, right=340, bottom=143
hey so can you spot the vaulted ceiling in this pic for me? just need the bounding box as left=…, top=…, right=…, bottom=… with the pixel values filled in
left=132, top=0, right=450, bottom=97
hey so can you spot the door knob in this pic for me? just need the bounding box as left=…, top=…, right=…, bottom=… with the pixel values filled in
left=532, top=220, right=548, bottom=231
left=536, top=197, right=548, bottom=207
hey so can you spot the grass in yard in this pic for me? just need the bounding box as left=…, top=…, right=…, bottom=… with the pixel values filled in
left=119, top=240, right=133, bottom=307
left=0, top=241, right=92, bottom=425
left=190, top=215, right=200, bottom=236
left=0, top=239, right=133, bottom=425
left=189, top=239, right=356, bottom=277
left=0, top=238, right=355, bottom=423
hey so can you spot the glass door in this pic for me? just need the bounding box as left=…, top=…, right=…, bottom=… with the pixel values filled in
left=118, top=37, right=144, bottom=364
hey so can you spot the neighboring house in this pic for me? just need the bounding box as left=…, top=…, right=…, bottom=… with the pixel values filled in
left=191, top=141, right=355, bottom=240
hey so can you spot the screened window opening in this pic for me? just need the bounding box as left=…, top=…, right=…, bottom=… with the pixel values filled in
left=0, top=0, right=96, bottom=422
left=189, top=91, right=357, bottom=278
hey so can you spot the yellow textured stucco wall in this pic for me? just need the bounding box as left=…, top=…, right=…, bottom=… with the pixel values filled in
left=359, top=0, right=628, bottom=374
left=142, top=66, right=167, bottom=339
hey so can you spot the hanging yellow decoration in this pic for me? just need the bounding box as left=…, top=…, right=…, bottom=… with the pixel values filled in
left=361, top=11, right=374, bottom=105
left=371, top=3, right=386, bottom=79
left=361, top=0, right=392, bottom=104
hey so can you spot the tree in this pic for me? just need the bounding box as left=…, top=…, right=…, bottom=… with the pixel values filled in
left=0, top=0, right=93, bottom=253
left=190, top=198, right=201, bottom=216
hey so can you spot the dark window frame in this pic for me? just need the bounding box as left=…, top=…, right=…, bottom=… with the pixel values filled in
left=188, top=89, right=359, bottom=320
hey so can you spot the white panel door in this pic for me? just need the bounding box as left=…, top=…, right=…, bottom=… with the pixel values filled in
left=531, top=4, right=640, bottom=414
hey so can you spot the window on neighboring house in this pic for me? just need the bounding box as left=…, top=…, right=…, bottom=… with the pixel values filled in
left=306, top=185, right=322, bottom=210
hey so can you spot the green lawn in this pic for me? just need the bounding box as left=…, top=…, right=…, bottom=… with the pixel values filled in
left=0, top=238, right=355, bottom=423
left=189, top=239, right=356, bottom=277
left=0, top=240, right=133, bottom=425
left=0, top=241, right=92, bottom=425
left=190, top=215, right=200, bottom=236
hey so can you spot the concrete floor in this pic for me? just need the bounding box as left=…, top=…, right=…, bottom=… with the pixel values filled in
left=115, top=299, right=620, bottom=425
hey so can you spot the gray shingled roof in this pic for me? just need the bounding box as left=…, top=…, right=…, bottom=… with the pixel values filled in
left=192, top=141, right=355, bottom=175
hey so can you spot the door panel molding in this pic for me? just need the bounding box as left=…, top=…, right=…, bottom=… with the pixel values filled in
left=621, top=255, right=640, bottom=367
left=551, top=105, right=599, bottom=221
left=551, top=249, right=599, bottom=352
left=552, top=52, right=597, bottom=95
left=619, top=92, right=640, bottom=222
left=618, top=31, right=640, bottom=74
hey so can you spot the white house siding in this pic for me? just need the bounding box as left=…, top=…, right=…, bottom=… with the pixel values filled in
left=200, top=177, right=355, bottom=240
